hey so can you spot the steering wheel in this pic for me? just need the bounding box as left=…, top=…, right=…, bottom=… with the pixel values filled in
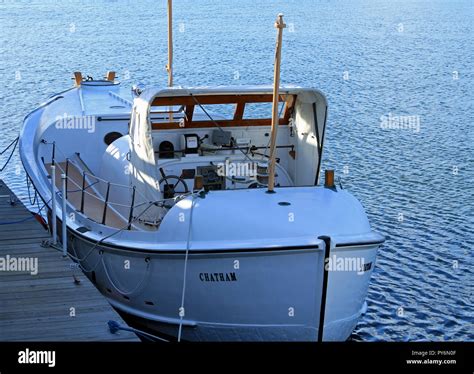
left=159, top=168, right=189, bottom=199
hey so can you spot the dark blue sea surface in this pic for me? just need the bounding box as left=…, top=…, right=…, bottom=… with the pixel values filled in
left=0, top=0, right=472, bottom=341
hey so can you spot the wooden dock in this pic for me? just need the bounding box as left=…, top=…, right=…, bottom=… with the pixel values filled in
left=0, top=180, right=139, bottom=341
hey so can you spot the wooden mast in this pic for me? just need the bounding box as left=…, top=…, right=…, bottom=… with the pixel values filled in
left=166, top=0, right=173, bottom=87
left=267, top=14, right=286, bottom=193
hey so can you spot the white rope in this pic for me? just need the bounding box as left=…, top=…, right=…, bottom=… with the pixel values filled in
left=102, top=256, right=151, bottom=296
left=68, top=236, right=103, bottom=273
left=177, top=192, right=198, bottom=342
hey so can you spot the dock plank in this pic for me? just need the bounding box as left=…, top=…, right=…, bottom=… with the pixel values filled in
left=0, top=180, right=139, bottom=341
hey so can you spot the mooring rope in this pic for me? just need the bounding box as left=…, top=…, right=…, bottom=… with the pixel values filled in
left=102, top=256, right=151, bottom=296
left=66, top=199, right=159, bottom=264
left=108, top=320, right=169, bottom=342
left=65, top=198, right=162, bottom=272
left=0, top=198, right=50, bottom=226
left=66, top=195, right=188, bottom=275
left=68, top=238, right=104, bottom=273
left=0, top=136, right=19, bottom=172
left=26, top=174, right=38, bottom=206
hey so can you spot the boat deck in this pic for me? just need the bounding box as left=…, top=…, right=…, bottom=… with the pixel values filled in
left=0, top=180, right=139, bottom=341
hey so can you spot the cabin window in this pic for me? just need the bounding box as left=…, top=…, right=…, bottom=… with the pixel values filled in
left=196, top=104, right=236, bottom=119
left=243, top=101, right=285, bottom=119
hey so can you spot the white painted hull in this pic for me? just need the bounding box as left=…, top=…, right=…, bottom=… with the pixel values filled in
left=69, top=231, right=378, bottom=341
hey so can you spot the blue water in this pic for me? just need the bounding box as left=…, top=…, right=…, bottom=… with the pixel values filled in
left=0, top=0, right=472, bottom=341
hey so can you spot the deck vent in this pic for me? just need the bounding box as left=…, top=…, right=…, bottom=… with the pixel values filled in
left=104, top=131, right=123, bottom=146
left=158, top=141, right=175, bottom=159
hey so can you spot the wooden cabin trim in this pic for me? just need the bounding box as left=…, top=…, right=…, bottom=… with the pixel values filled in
left=150, top=93, right=296, bottom=130
left=151, top=118, right=289, bottom=130
left=184, top=104, right=194, bottom=126
left=282, top=95, right=295, bottom=124
left=233, top=102, right=245, bottom=120
left=151, top=94, right=294, bottom=107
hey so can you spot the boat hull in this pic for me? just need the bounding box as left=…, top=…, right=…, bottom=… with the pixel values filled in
left=68, top=229, right=378, bottom=341
left=19, top=82, right=384, bottom=342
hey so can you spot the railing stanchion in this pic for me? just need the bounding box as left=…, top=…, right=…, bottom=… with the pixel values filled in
left=51, top=142, right=56, bottom=166
left=50, top=165, right=57, bottom=245
left=61, top=174, right=68, bottom=257
left=102, top=182, right=111, bottom=225
left=65, top=159, right=69, bottom=199
left=66, top=158, right=69, bottom=200
left=80, top=172, right=86, bottom=213
left=128, top=186, right=136, bottom=230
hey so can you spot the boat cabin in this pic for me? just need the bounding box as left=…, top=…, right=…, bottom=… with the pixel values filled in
left=34, top=82, right=328, bottom=230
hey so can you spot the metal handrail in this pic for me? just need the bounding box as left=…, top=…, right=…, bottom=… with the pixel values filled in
left=128, top=186, right=136, bottom=230
left=41, top=141, right=180, bottom=228
left=102, top=182, right=111, bottom=225
left=42, top=140, right=150, bottom=199
left=51, top=141, right=56, bottom=166
left=80, top=171, right=86, bottom=213
left=59, top=168, right=147, bottom=209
